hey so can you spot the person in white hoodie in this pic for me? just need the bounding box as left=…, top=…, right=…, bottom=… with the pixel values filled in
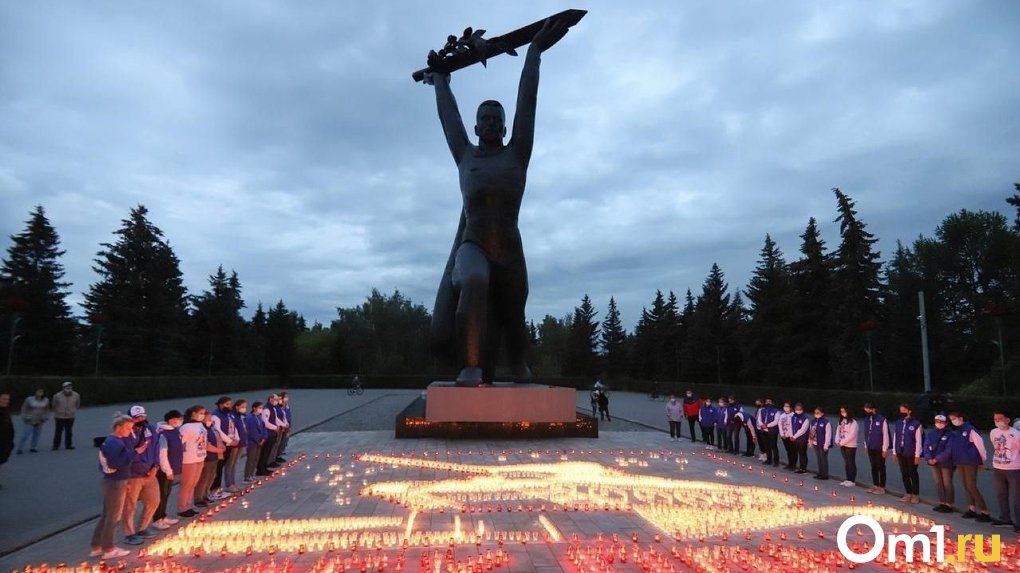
left=176, top=406, right=207, bottom=519
left=990, top=411, right=1020, bottom=532
left=665, top=396, right=683, bottom=441
left=835, top=406, right=859, bottom=487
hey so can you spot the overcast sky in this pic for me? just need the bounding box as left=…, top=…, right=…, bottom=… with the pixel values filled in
left=1, top=1, right=1018, bottom=330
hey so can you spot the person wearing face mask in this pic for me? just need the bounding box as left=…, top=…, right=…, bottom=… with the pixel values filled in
left=90, top=413, right=148, bottom=560
left=740, top=406, right=757, bottom=457
left=990, top=411, right=1020, bottom=531
left=760, top=399, right=780, bottom=466
left=725, top=397, right=742, bottom=454
left=893, top=403, right=923, bottom=504
left=715, top=398, right=729, bottom=452
left=210, top=397, right=240, bottom=498
left=698, top=397, right=717, bottom=450
left=51, top=381, right=80, bottom=450
left=665, top=396, right=683, bottom=442
left=257, top=395, right=281, bottom=476
left=177, top=405, right=208, bottom=518
left=947, top=411, right=990, bottom=521
left=924, top=413, right=955, bottom=513
left=17, top=388, right=50, bottom=454
left=229, top=400, right=249, bottom=490
left=243, top=402, right=268, bottom=483
left=790, top=403, right=810, bottom=474
left=862, top=403, right=890, bottom=495
left=682, top=391, right=700, bottom=443
left=152, top=410, right=184, bottom=530
left=194, top=410, right=226, bottom=508
left=808, top=407, right=832, bottom=480
left=778, top=402, right=794, bottom=469
left=835, top=406, right=858, bottom=487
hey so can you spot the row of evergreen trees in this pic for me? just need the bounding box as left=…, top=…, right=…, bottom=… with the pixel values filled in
left=2, top=185, right=1018, bottom=393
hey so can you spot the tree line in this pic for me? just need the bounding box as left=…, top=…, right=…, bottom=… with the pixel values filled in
left=1, top=184, right=1018, bottom=393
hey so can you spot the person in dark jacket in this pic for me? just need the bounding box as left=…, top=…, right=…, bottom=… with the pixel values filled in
left=681, top=391, right=700, bottom=442
left=152, top=410, right=184, bottom=530
left=924, top=413, right=954, bottom=513
left=893, top=403, right=923, bottom=504
left=947, top=411, right=991, bottom=521
left=698, top=398, right=716, bottom=449
left=90, top=414, right=145, bottom=560
left=862, top=403, right=890, bottom=495
left=725, top=397, right=742, bottom=454
left=0, top=393, right=14, bottom=488
left=121, top=405, right=160, bottom=545
left=597, top=391, right=610, bottom=422
left=244, top=401, right=268, bottom=482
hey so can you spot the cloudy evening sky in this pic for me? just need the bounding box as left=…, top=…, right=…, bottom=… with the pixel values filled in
left=1, top=1, right=1018, bottom=330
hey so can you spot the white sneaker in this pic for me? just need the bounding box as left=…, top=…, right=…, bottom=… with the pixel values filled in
left=151, top=519, right=170, bottom=530
left=213, top=491, right=232, bottom=500
left=163, top=516, right=180, bottom=525
left=102, top=547, right=130, bottom=559
left=89, top=548, right=103, bottom=557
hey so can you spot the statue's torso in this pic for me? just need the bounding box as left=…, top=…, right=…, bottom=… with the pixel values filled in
left=458, top=146, right=527, bottom=267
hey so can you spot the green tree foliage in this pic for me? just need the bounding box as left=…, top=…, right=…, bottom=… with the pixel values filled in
left=190, top=266, right=246, bottom=374
left=1006, top=182, right=1020, bottom=231
left=265, top=299, right=303, bottom=377
left=82, top=205, right=189, bottom=374
left=683, top=264, right=742, bottom=385
left=630, top=290, right=667, bottom=380
left=0, top=206, right=77, bottom=374
left=829, top=189, right=882, bottom=387
left=564, top=294, right=599, bottom=377
left=600, top=297, right=627, bottom=378
left=787, top=218, right=833, bottom=386
left=295, top=322, right=337, bottom=374
left=332, top=289, right=430, bottom=375
left=742, top=234, right=794, bottom=385
left=532, top=314, right=570, bottom=378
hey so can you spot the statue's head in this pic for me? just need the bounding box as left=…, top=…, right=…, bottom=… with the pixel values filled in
left=475, top=100, right=506, bottom=145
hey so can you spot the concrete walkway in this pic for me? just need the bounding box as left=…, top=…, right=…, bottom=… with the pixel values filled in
left=577, top=389, right=1006, bottom=517
left=0, top=388, right=421, bottom=556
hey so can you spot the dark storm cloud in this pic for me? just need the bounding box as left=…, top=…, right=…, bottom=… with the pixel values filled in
left=1, top=1, right=1018, bottom=330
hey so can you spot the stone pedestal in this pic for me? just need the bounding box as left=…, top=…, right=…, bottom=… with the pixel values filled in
left=425, top=381, right=576, bottom=423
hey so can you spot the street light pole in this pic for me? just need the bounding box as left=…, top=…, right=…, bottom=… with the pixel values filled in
left=94, top=324, right=104, bottom=377
left=918, top=291, right=932, bottom=393
left=995, top=316, right=1007, bottom=396
left=6, top=314, right=21, bottom=376
left=864, top=330, right=874, bottom=392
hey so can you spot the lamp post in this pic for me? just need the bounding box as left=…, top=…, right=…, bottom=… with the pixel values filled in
left=983, top=302, right=1009, bottom=396
left=94, top=324, right=104, bottom=377
left=859, top=320, right=880, bottom=392
left=918, top=292, right=932, bottom=393
left=6, top=314, right=22, bottom=376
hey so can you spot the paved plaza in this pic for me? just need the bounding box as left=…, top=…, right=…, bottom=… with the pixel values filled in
left=1, top=388, right=1017, bottom=572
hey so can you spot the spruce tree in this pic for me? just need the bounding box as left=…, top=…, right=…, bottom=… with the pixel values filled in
left=1007, top=182, right=1020, bottom=231
left=742, top=234, right=793, bottom=385
left=787, top=217, right=833, bottom=386
left=82, top=205, right=189, bottom=374
left=683, top=264, right=739, bottom=384
left=565, top=294, right=599, bottom=377
left=0, top=206, right=76, bottom=374
left=829, top=189, right=882, bottom=387
left=600, top=297, right=627, bottom=378
left=266, top=299, right=301, bottom=377
left=191, top=266, right=247, bottom=374
left=250, top=302, right=268, bottom=374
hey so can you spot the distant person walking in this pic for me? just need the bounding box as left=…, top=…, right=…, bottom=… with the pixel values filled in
left=89, top=414, right=145, bottom=560
left=17, top=388, right=50, bottom=454
left=51, top=381, right=80, bottom=450
left=589, top=390, right=598, bottom=418
left=597, top=391, right=611, bottom=422
left=0, top=392, right=13, bottom=488
left=665, top=396, right=683, bottom=441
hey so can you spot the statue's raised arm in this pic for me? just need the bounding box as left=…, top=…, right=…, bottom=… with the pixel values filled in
left=511, top=18, right=569, bottom=166
left=424, top=72, right=470, bottom=164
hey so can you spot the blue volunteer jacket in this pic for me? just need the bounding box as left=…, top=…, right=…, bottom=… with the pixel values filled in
left=699, top=404, right=717, bottom=427
left=864, top=414, right=889, bottom=451
left=232, top=411, right=248, bottom=446
left=129, top=421, right=159, bottom=477
left=762, top=405, right=780, bottom=435
left=893, top=416, right=923, bottom=457
left=245, top=412, right=268, bottom=447
left=948, top=422, right=983, bottom=466
left=923, top=427, right=953, bottom=468
left=159, top=426, right=184, bottom=475
left=791, top=413, right=810, bottom=444
left=98, top=436, right=137, bottom=480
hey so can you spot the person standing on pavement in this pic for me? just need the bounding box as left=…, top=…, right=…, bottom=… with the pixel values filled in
left=682, top=390, right=700, bottom=442
left=924, top=413, right=955, bottom=513
left=715, top=398, right=729, bottom=452
left=257, top=395, right=280, bottom=475
left=121, top=405, right=160, bottom=546
left=176, top=405, right=207, bottom=519
left=778, top=402, right=794, bottom=469
left=808, top=407, right=832, bottom=480
left=152, top=410, right=183, bottom=530
left=597, top=391, right=611, bottom=422
left=51, top=381, right=80, bottom=450
left=665, top=396, right=683, bottom=441
left=89, top=414, right=145, bottom=560
left=947, top=411, right=991, bottom=521
left=195, top=410, right=226, bottom=507
left=268, top=394, right=289, bottom=466
left=862, top=403, right=890, bottom=495
left=0, top=392, right=13, bottom=488
left=229, top=400, right=249, bottom=489
left=835, top=406, right=858, bottom=487
left=990, top=411, right=1020, bottom=532
left=725, top=396, right=742, bottom=454
left=761, top=398, right=780, bottom=467
left=893, top=403, right=923, bottom=504
left=17, top=388, right=49, bottom=454
left=277, top=392, right=292, bottom=461
left=790, top=403, right=810, bottom=474
left=739, top=407, right=757, bottom=457
left=698, top=397, right=716, bottom=449
left=589, top=390, right=598, bottom=418
left=243, top=401, right=267, bottom=482
left=210, top=396, right=240, bottom=497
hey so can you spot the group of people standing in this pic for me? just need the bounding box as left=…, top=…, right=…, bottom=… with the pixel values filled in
left=89, top=392, right=293, bottom=560
left=669, top=393, right=1020, bottom=533
left=10, top=381, right=81, bottom=454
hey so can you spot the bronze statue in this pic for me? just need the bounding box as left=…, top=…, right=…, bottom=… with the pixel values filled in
left=422, top=14, right=577, bottom=386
